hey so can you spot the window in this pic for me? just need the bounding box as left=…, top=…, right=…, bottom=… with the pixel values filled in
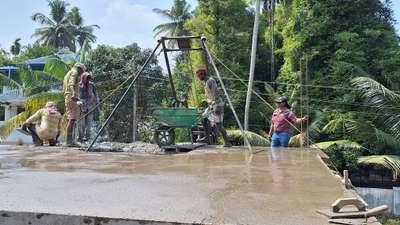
left=0, top=106, right=5, bottom=121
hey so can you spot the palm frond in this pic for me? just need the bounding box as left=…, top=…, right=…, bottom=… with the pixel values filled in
left=32, top=13, right=55, bottom=26
left=358, top=155, right=400, bottom=179
left=17, top=64, right=34, bottom=91
left=351, top=77, right=400, bottom=105
left=0, top=73, right=22, bottom=89
left=24, top=92, right=64, bottom=114
left=76, top=39, right=91, bottom=64
left=227, top=129, right=270, bottom=146
left=374, top=129, right=400, bottom=150
left=153, top=22, right=178, bottom=38
left=323, top=116, right=354, bottom=134
left=43, top=57, right=69, bottom=80
left=264, top=82, right=279, bottom=101
left=289, top=132, right=306, bottom=147
left=152, top=8, right=174, bottom=20
left=352, top=76, right=400, bottom=139
left=0, top=111, right=29, bottom=141
left=306, top=111, right=327, bottom=140
left=310, top=140, right=365, bottom=150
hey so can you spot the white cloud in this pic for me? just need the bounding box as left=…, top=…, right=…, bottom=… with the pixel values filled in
left=96, top=0, right=165, bottom=48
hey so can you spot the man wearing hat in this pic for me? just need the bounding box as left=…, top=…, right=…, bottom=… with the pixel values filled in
left=63, top=63, right=85, bottom=146
left=196, top=68, right=232, bottom=147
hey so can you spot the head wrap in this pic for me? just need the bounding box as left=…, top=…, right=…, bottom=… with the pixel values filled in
left=80, top=72, right=96, bottom=102
left=45, top=101, right=58, bottom=113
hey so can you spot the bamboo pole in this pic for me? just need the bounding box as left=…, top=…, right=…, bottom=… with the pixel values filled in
left=244, top=0, right=262, bottom=131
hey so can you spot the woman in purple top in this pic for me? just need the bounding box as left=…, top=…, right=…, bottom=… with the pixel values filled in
left=268, top=96, right=307, bottom=147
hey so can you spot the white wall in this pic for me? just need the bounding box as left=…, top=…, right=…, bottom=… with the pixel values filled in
left=357, top=187, right=400, bottom=216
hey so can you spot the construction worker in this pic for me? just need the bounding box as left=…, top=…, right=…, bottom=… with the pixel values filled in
left=196, top=68, right=232, bottom=147
left=63, top=63, right=85, bottom=146
left=78, top=72, right=98, bottom=142
left=22, top=101, right=62, bottom=146
left=268, top=96, right=307, bottom=148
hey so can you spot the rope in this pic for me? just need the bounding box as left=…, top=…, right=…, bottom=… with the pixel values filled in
left=76, top=74, right=133, bottom=122
left=211, top=50, right=303, bottom=134
left=220, top=77, right=400, bottom=94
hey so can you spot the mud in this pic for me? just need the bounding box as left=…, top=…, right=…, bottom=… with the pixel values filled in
left=90, top=141, right=163, bottom=154
left=0, top=146, right=378, bottom=225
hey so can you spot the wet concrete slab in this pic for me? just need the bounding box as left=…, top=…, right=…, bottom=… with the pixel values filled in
left=0, top=146, right=380, bottom=225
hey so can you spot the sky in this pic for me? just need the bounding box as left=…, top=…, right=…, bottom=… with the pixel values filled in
left=0, top=0, right=399, bottom=52
left=0, top=0, right=197, bottom=51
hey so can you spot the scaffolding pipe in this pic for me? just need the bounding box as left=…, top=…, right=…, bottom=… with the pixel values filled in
left=244, top=0, right=261, bottom=131
left=86, top=41, right=161, bottom=151
left=201, top=37, right=253, bottom=154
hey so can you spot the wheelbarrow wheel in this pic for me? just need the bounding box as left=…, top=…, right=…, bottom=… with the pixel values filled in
left=154, top=126, right=175, bottom=147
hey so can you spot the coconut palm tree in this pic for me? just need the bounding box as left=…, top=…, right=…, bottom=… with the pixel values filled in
left=68, top=7, right=99, bottom=48
left=153, top=0, right=192, bottom=46
left=10, top=38, right=22, bottom=56
left=32, top=0, right=98, bottom=52
left=351, top=77, right=400, bottom=139
left=32, top=0, right=75, bottom=51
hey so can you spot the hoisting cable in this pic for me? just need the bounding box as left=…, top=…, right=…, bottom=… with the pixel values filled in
left=201, top=37, right=254, bottom=155
left=86, top=41, right=162, bottom=151
left=76, top=73, right=133, bottom=123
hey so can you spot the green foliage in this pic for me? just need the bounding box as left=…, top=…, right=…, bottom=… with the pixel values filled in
left=87, top=44, right=165, bottom=142
left=0, top=112, right=29, bottom=141
left=319, top=143, right=364, bottom=171
left=378, top=215, right=400, bottom=225
left=153, top=0, right=192, bottom=47
left=358, top=155, right=400, bottom=180
left=17, top=43, right=57, bottom=61
left=227, top=129, right=270, bottom=146
left=174, top=128, right=191, bottom=143
left=10, top=38, right=22, bottom=56
left=310, top=140, right=365, bottom=150
left=0, top=57, right=68, bottom=139
left=31, top=0, right=99, bottom=52
left=184, top=0, right=270, bottom=129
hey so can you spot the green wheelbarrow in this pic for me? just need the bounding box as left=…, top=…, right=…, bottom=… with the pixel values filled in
left=153, top=108, right=213, bottom=147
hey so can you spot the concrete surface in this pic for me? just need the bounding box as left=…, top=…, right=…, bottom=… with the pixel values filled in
left=0, top=146, right=380, bottom=225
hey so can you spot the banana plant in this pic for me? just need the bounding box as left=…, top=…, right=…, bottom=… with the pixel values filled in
left=0, top=56, right=70, bottom=140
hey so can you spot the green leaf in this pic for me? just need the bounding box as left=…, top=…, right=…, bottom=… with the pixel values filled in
left=0, top=73, right=23, bottom=89
left=227, top=129, right=270, bottom=146
left=24, top=92, right=64, bottom=114
left=310, top=140, right=365, bottom=150
left=43, top=57, right=69, bottom=80
left=358, top=155, right=400, bottom=179
left=0, top=112, right=29, bottom=141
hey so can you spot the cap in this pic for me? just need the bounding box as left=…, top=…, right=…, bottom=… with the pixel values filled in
left=74, top=63, right=86, bottom=71
left=275, top=96, right=288, bottom=103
